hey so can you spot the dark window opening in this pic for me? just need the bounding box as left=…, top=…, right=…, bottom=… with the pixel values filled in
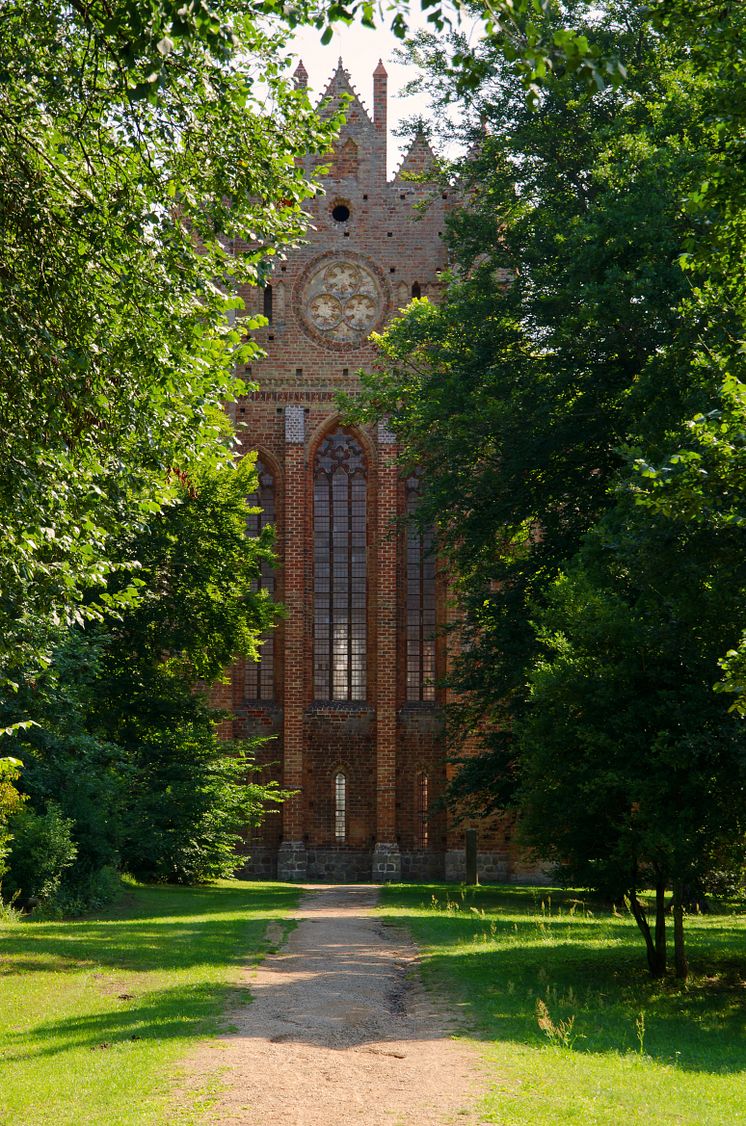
left=411, top=282, right=421, bottom=299
left=332, top=203, right=351, bottom=223
left=245, top=459, right=275, bottom=701
left=314, top=430, right=367, bottom=701
left=263, top=285, right=273, bottom=322
left=406, top=473, right=436, bottom=702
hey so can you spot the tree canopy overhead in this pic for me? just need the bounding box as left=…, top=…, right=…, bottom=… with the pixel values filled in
left=350, top=0, right=746, bottom=973
left=0, top=0, right=340, bottom=690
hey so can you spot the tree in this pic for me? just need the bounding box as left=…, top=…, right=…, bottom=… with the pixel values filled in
left=351, top=1, right=746, bottom=972
left=2, top=456, right=287, bottom=896
left=516, top=499, right=746, bottom=977
left=356, top=2, right=716, bottom=794
left=0, top=0, right=340, bottom=693
left=0, top=758, right=26, bottom=888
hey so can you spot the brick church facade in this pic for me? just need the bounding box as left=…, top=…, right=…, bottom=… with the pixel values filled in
left=219, top=59, right=530, bottom=883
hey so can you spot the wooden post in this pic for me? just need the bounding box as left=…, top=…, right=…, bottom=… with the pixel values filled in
left=465, top=828, right=478, bottom=885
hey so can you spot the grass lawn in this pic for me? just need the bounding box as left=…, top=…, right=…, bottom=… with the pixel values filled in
left=380, top=884, right=746, bottom=1125
left=0, top=880, right=299, bottom=1125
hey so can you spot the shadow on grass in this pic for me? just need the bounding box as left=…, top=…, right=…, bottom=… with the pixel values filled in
left=381, top=883, right=746, bottom=1077
left=2, top=980, right=253, bottom=1063
left=0, top=880, right=299, bottom=1076
left=0, top=883, right=299, bottom=975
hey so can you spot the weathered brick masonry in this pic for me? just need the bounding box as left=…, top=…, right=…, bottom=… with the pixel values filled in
left=228, top=59, right=535, bottom=882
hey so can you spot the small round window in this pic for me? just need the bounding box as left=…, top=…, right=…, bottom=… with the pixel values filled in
left=332, top=203, right=351, bottom=223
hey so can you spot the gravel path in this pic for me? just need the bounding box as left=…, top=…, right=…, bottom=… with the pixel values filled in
left=181, top=884, right=485, bottom=1126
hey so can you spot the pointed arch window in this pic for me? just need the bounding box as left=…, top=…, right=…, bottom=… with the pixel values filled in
left=245, top=458, right=275, bottom=701
left=416, top=771, right=429, bottom=848
left=314, top=430, right=367, bottom=701
left=406, top=474, right=436, bottom=701
left=411, top=281, right=421, bottom=299
left=334, top=771, right=347, bottom=842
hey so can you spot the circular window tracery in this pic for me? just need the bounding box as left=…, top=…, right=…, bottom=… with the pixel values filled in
left=296, top=253, right=387, bottom=349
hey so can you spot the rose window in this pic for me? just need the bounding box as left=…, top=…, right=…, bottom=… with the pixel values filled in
left=298, top=256, right=385, bottom=347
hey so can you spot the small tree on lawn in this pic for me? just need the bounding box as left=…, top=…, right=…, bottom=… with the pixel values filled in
left=517, top=499, right=746, bottom=978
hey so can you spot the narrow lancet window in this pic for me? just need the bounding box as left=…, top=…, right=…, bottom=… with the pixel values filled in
left=334, top=772, right=347, bottom=842
left=406, top=474, right=436, bottom=701
left=263, top=285, right=273, bottom=323
left=314, top=430, right=367, bottom=701
left=411, top=281, right=421, bottom=299
left=245, top=458, right=275, bottom=700
left=416, top=771, right=429, bottom=848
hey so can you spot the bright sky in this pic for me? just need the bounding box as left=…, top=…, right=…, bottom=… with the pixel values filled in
left=288, top=19, right=436, bottom=177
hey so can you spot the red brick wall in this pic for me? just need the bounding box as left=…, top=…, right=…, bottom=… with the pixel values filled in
left=224, top=62, right=527, bottom=883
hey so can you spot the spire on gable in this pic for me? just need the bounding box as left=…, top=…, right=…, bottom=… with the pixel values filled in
left=293, top=59, right=308, bottom=89
left=373, top=59, right=387, bottom=137
left=319, top=58, right=374, bottom=127
left=393, top=131, right=437, bottom=182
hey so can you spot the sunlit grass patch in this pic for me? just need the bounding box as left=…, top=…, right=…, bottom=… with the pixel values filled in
left=0, top=880, right=299, bottom=1125
left=380, top=883, right=746, bottom=1125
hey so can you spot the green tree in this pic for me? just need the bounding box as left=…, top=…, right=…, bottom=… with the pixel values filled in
left=87, top=455, right=284, bottom=883
left=351, top=1, right=746, bottom=972
left=356, top=2, right=716, bottom=797
left=516, top=500, right=746, bottom=977
left=2, top=456, right=285, bottom=896
left=0, top=759, right=26, bottom=887
left=0, top=0, right=339, bottom=692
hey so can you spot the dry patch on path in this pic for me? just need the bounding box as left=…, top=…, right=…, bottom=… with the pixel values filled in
left=180, top=884, right=486, bottom=1126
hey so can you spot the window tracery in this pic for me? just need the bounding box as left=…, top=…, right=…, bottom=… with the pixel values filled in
left=245, top=458, right=275, bottom=701
left=314, top=430, right=367, bottom=700
left=406, top=474, right=436, bottom=701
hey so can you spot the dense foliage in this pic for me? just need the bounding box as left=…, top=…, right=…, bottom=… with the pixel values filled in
left=354, top=0, right=746, bottom=973
left=0, top=0, right=338, bottom=689
left=0, top=0, right=336, bottom=906
left=1, top=458, right=285, bottom=902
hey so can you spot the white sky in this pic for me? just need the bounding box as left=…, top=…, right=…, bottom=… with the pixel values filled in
left=288, top=19, right=436, bottom=178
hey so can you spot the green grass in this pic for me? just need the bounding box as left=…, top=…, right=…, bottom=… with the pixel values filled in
left=0, top=879, right=299, bottom=1125
left=380, top=884, right=746, bottom=1125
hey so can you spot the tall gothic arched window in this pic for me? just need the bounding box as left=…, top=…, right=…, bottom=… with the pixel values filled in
left=245, top=458, right=275, bottom=701
left=406, top=474, right=436, bottom=701
left=314, top=430, right=367, bottom=701
left=334, top=771, right=347, bottom=842
left=416, top=771, right=429, bottom=848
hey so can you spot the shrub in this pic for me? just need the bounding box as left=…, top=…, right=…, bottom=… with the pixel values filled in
left=5, top=803, right=77, bottom=906
left=122, top=726, right=284, bottom=884
left=0, top=757, right=25, bottom=887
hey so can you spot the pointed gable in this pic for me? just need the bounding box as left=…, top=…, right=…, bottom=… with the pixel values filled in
left=393, top=133, right=437, bottom=182
left=319, top=59, right=374, bottom=128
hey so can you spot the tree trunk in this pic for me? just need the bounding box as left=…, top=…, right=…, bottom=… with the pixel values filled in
left=629, top=889, right=665, bottom=977
left=655, top=879, right=667, bottom=973
left=672, top=878, right=688, bottom=980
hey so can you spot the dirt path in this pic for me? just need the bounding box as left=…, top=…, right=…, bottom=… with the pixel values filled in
left=182, top=884, right=486, bottom=1126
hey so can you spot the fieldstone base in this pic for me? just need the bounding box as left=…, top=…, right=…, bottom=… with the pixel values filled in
left=400, top=849, right=445, bottom=882
left=371, top=841, right=401, bottom=883
left=445, top=849, right=511, bottom=883
left=277, top=840, right=308, bottom=882
left=306, top=848, right=372, bottom=881
left=237, top=845, right=278, bottom=880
